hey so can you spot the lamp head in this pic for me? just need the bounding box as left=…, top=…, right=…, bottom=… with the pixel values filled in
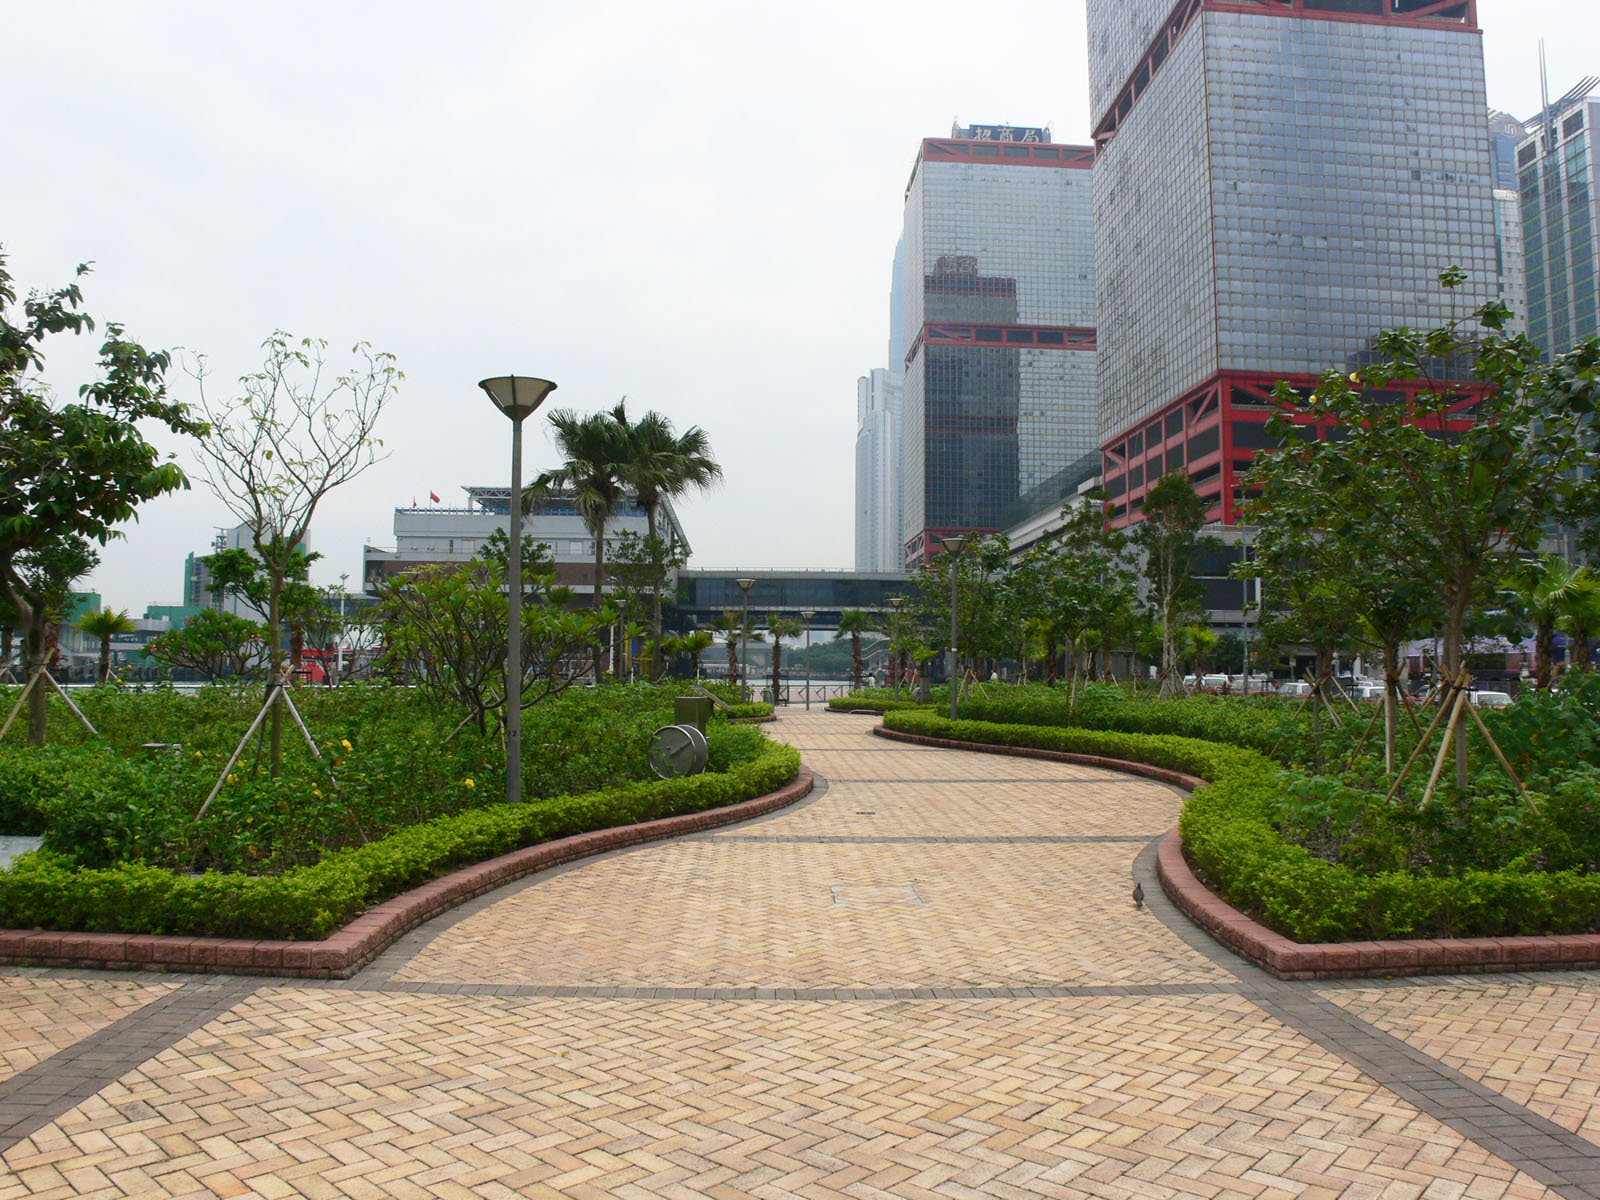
left=479, top=376, right=557, bottom=420
left=735, top=578, right=757, bottom=594
left=942, top=535, right=968, bottom=555
left=889, top=596, right=905, bottom=610
left=801, top=610, right=816, bottom=621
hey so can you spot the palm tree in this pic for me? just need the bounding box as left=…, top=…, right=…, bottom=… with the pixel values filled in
left=1556, top=575, right=1600, bottom=675
left=834, top=610, right=877, bottom=691
left=614, top=403, right=722, bottom=678
left=712, top=610, right=746, bottom=681
left=680, top=629, right=715, bottom=678
left=529, top=403, right=631, bottom=682
left=766, top=614, right=803, bottom=703
left=1506, top=555, right=1599, bottom=688
left=76, top=608, right=136, bottom=684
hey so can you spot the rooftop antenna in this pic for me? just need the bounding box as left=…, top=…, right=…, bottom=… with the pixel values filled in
left=1540, top=38, right=1554, bottom=149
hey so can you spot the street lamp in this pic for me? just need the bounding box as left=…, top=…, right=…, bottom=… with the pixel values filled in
left=479, top=375, right=558, bottom=807
left=889, top=595, right=905, bottom=700
left=735, top=578, right=756, bottom=701
left=335, top=572, right=348, bottom=683
left=943, top=536, right=968, bottom=721
left=801, top=610, right=816, bottom=710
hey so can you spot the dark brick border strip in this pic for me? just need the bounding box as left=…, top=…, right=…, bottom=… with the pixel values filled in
left=0, top=979, right=258, bottom=1154
left=875, top=725, right=1600, bottom=982
left=0, top=768, right=814, bottom=981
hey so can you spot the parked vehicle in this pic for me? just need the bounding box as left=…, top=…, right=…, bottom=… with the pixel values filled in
left=1470, top=690, right=1513, bottom=709
left=1352, top=682, right=1387, bottom=702
left=1278, top=680, right=1312, bottom=698
left=1200, top=673, right=1231, bottom=690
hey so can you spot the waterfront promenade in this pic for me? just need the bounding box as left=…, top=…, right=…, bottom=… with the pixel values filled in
left=0, top=709, right=1597, bottom=1198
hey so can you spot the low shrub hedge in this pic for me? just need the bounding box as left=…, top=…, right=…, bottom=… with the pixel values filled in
left=827, top=695, right=930, bottom=714
left=882, top=710, right=1600, bottom=942
left=956, top=684, right=1303, bottom=760
left=724, top=702, right=774, bottom=720
left=0, top=738, right=800, bottom=940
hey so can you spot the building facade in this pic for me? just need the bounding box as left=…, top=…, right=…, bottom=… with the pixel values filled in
left=1494, top=187, right=1530, bottom=335
left=854, top=368, right=902, bottom=571
left=898, top=124, right=1098, bottom=565
left=1089, top=0, right=1497, bottom=528
left=1517, top=85, right=1600, bottom=357
left=362, top=486, right=688, bottom=597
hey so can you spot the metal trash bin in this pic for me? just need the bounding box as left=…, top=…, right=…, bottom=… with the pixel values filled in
left=674, top=695, right=713, bottom=734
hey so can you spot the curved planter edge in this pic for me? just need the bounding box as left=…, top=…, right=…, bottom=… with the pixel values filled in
left=0, top=767, right=815, bottom=981
left=873, top=725, right=1600, bottom=981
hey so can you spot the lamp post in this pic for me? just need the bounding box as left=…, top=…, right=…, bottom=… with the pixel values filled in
left=479, top=375, right=558, bottom=807
left=735, top=578, right=756, bottom=701
left=889, top=596, right=905, bottom=699
left=801, top=610, right=816, bottom=710
left=943, top=536, right=967, bottom=721
left=335, top=572, right=348, bottom=684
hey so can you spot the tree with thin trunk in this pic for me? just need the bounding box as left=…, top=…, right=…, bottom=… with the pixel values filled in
left=712, top=610, right=746, bottom=682
left=833, top=610, right=876, bottom=691
left=680, top=629, right=714, bottom=678
left=1272, top=269, right=1600, bottom=788
left=191, top=332, right=398, bottom=775
left=766, top=614, right=803, bottom=703
left=614, top=403, right=721, bottom=677
left=530, top=403, right=630, bottom=683
left=77, top=608, right=136, bottom=684
left=1136, top=473, right=1218, bottom=700
left=1, top=252, right=196, bottom=743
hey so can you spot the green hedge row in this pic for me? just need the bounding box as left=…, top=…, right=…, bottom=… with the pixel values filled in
left=0, top=740, right=801, bottom=941
left=955, top=685, right=1300, bottom=759
left=882, top=710, right=1600, bottom=942
left=827, top=696, right=931, bottom=714
left=724, top=702, right=774, bottom=719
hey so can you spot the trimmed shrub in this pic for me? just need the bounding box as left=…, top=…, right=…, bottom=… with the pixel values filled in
left=882, top=709, right=1600, bottom=942
left=0, top=738, right=801, bottom=939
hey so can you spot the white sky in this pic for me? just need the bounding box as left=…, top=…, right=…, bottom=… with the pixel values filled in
left=6, top=0, right=1599, bottom=612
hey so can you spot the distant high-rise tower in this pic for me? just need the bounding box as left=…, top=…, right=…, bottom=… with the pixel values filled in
left=855, top=369, right=902, bottom=571
left=1517, top=81, right=1600, bottom=356
left=1494, top=188, right=1529, bottom=336
left=1089, top=0, right=1496, bottom=528
left=1488, top=109, right=1528, bottom=191
left=898, top=123, right=1097, bottom=565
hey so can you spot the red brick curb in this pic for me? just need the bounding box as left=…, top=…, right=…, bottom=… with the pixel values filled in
left=874, top=725, right=1600, bottom=981
left=0, top=767, right=815, bottom=980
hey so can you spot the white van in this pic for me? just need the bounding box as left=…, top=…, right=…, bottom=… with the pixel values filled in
left=1470, top=690, right=1513, bottom=709
left=1278, top=680, right=1312, bottom=698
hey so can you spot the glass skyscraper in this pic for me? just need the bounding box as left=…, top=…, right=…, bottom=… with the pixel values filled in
left=898, top=125, right=1098, bottom=565
left=1088, top=0, right=1496, bottom=528
left=1518, top=88, right=1600, bottom=357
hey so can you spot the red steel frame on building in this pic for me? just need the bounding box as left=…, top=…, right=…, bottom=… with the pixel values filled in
left=1098, top=371, right=1482, bottom=530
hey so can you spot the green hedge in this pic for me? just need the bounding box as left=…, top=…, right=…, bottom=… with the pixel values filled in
left=0, top=740, right=801, bottom=941
left=827, top=696, right=931, bottom=714
left=882, top=710, right=1600, bottom=942
left=724, top=702, right=774, bottom=719
left=956, top=684, right=1302, bottom=759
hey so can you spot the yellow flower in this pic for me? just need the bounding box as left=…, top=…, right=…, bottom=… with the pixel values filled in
left=340, top=739, right=352, bottom=752
left=227, top=773, right=238, bottom=785
left=463, top=778, right=475, bottom=789
left=312, top=786, right=323, bottom=799
left=194, top=751, right=203, bottom=759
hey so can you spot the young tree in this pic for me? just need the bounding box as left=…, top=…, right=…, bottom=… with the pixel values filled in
left=833, top=610, right=877, bottom=691
left=711, top=610, right=747, bottom=682
left=1, top=252, right=197, bottom=741
left=192, top=332, right=399, bottom=773
left=146, top=609, right=268, bottom=681
left=679, top=629, right=715, bottom=679
left=1136, top=473, right=1219, bottom=699
left=1274, top=271, right=1600, bottom=786
left=766, top=614, right=803, bottom=702
left=77, top=607, right=136, bottom=684
left=1504, top=555, right=1598, bottom=689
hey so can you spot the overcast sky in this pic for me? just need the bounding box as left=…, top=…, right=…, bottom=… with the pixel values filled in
left=7, top=0, right=1599, bottom=613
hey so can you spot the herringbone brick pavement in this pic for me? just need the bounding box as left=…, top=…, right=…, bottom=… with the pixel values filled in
left=394, top=837, right=1228, bottom=989
left=1326, top=980, right=1600, bottom=1149
left=0, top=709, right=1590, bottom=1198
left=0, top=988, right=1557, bottom=1199
left=0, top=978, right=177, bottom=1085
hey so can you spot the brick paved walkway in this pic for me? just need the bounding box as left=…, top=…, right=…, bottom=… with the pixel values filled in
left=2, top=709, right=1598, bottom=1198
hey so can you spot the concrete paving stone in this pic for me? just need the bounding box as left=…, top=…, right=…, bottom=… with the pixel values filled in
left=0, top=977, right=178, bottom=1086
